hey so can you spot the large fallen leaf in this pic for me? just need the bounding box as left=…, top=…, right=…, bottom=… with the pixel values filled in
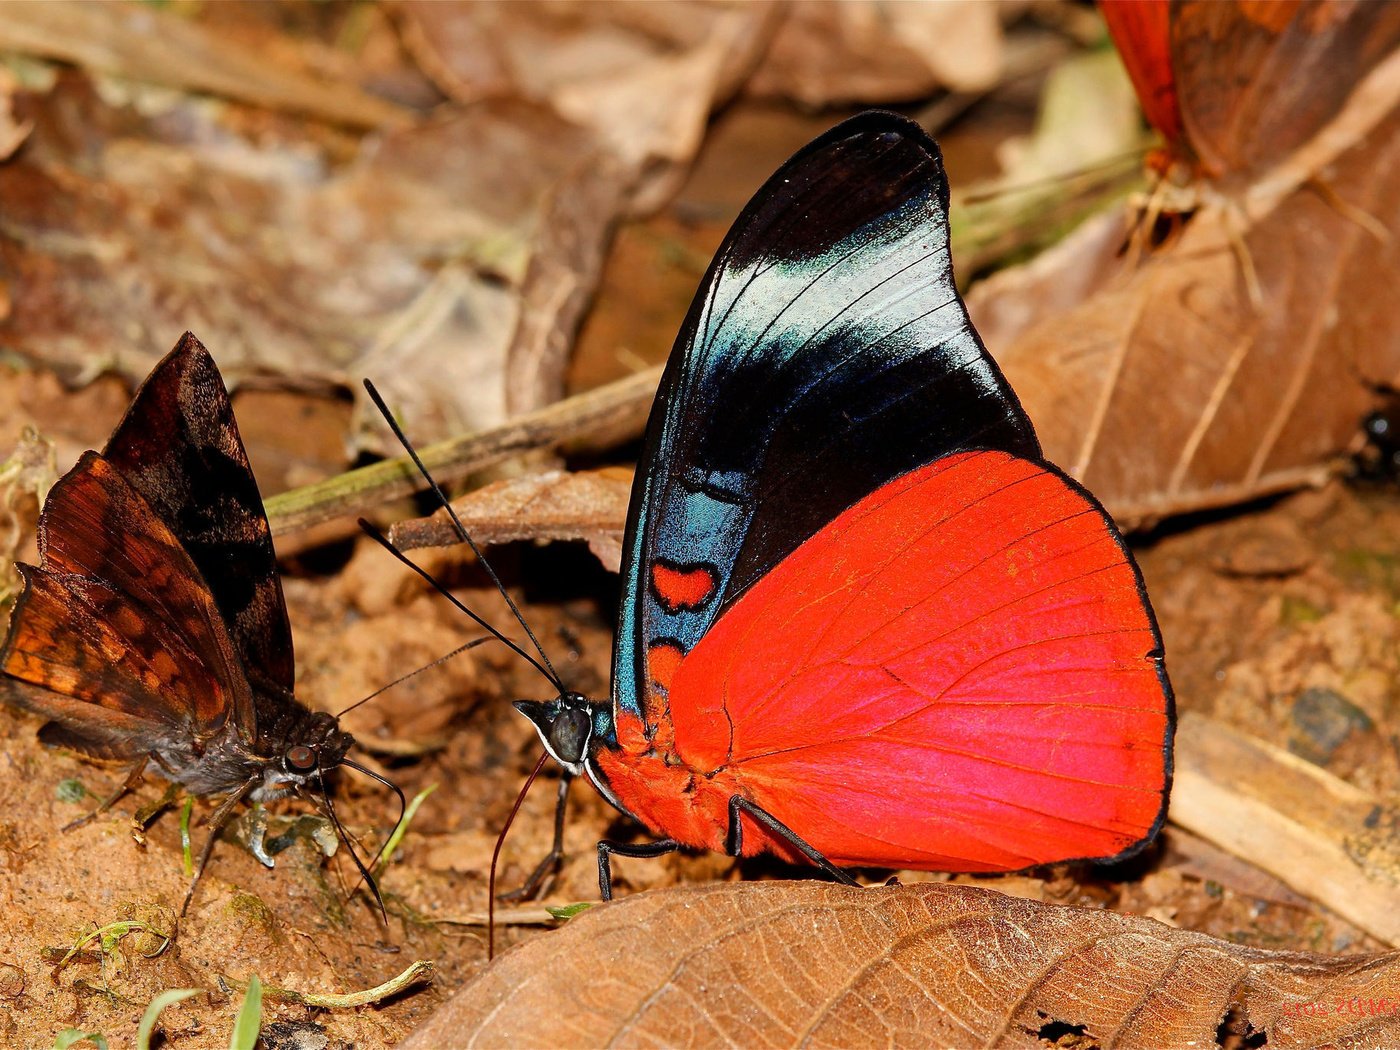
left=746, top=0, right=1007, bottom=104
left=403, top=881, right=1400, bottom=1049
left=393, top=1, right=779, bottom=211
left=970, top=47, right=1400, bottom=525
left=0, top=69, right=625, bottom=450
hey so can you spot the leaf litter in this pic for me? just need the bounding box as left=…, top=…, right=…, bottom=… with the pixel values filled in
left=402, top=881, right=1400, bottom=1050
left=0, top=3, right=1399, bottom=1048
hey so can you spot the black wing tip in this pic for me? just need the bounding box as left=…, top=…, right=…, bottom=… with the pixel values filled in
left=171, top=330, right=211, bottom=357
left=716, top=110, right=950, bottom=276
left=162, top=330, right=226, bottom=387
left=793, top=110, right=946, bottom=177
left=807, top=110, right=939, bottom=150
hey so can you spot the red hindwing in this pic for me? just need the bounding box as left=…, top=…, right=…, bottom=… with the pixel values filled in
left=598, top=451, right=1171, bottom=871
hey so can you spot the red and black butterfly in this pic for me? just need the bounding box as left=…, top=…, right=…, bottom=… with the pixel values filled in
left=385, top=112, right=1175, bottom=901
left=0, top=334, right=403, bottom=913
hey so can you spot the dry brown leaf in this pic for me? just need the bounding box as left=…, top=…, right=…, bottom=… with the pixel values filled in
left=747, top=0, right=1008, bottom=105
left=0, top=67, right=31, bottom=163
left=403, top=881, right=1400, bottom=1049
left=393, top=1, right=779, bottom=211
left=0, top=0, right=407, bottom=129
left=0, top=69, right=625, bottom=450
left=389, top=467, right=633, bottom=572
left=969, top=51, right=1400, bottom=526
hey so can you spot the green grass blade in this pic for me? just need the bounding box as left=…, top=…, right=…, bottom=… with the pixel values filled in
left=229, top=974, right=262, bottom=1050
left=135, top=988, right=200, bottom=1050
left=54, top=1031, right=108, bottom=1050
left=179, top=796, right=195, bottom=877
left=373, top=783, right=436, bottom=875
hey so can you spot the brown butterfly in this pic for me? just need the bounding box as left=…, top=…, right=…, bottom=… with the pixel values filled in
left=1103, top=0, right=1400, bottom=183
left=0, top=333, right=400, bottom=914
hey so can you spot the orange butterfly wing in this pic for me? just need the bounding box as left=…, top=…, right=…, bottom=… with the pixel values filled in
left=2, top=452, right=253, bottom=756
left=1104, top=0, right=1400, bottom=180
left=599, top=451, right=1171, bottom=871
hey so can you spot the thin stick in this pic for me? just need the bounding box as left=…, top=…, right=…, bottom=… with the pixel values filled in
left=1169, top=712, right=1400, bottom=946
left=226, top=960, right=435, bottom=1008
left=263, top=364, right=662, bottom=537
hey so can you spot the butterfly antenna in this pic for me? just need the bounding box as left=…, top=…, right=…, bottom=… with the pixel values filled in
left=358, top=519, right=561, bottom=692
left=341, top=758, right=409, bottom=875
left=488, top=750, right=550, bottom=960
left=316, top=771, right=388, bottom=925
left=337, top=636, right=495, bottom=718
left=363, top=379, right=564, bottom=690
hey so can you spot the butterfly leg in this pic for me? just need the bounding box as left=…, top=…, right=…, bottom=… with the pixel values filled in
left=503, top=773, right=573, bottom=902
left=129, top=782, right=181, bottom=853
left=726, top=795, right=859, bottom=887
left=131, top=782, right=180, bottom=831
left=62, top=759, right=150, bottom=832
left=596, top=838, right=681, bottom=901
left=181, top=775, right=260, bottom=916
left=246, top=803, right=275, bottom=868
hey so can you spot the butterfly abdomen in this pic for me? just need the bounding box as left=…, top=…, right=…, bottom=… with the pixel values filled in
left=154, top=721, right=258, bottom=796
left=592, top=731, right=784, bottom=860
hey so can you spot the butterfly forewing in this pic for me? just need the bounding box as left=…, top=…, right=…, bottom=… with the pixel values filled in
left=102, top=333, right=295, bottom=696
left=3, top=450, right=254, bottom=749
left=615, top=113, right=1040, bottom=736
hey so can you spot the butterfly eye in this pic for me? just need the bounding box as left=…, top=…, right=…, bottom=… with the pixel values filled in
left=286, top=745, right=316, bottom=772
left=548, top=708, right=592, bottom=764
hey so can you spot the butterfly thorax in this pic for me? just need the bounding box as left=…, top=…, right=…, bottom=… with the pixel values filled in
left=153, top=695, right=352, bottom=801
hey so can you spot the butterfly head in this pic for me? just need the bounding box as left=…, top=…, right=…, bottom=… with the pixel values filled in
left=513, top=693, right=609, bottom=776
left=267, top=711, right=354, bottom=791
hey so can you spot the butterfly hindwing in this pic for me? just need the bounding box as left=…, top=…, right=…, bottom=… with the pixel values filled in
left=4, top=566, right=224, bottom=756
left=597, top=451, right=1171, bottom=870
left=615, top=113, right=1039, bottom=736
left=102, top=333, right=294, bottom=695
